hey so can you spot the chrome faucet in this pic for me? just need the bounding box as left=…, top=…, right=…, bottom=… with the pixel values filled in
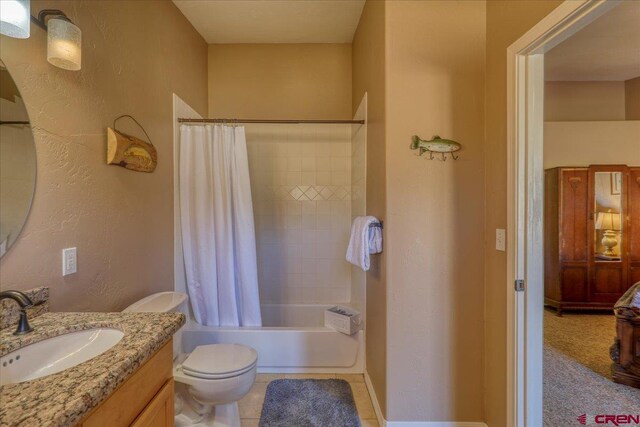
left=0, top=290, right=34, bottom=335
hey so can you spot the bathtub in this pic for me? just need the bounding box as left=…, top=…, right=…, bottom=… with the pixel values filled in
left=180, top=303, right=364, bottom=374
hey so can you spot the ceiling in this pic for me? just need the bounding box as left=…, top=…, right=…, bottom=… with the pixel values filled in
left=172, top=0, right=366, bottom=44
left=545, top=1, right=640, bottom=81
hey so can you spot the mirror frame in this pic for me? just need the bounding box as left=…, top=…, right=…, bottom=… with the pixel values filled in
left=588, top=165, right=629, bottom=264
left=0, top=59, right=37, bottom=258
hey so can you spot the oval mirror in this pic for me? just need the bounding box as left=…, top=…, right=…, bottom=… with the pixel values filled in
left=0, top=59, right=36, bottom=257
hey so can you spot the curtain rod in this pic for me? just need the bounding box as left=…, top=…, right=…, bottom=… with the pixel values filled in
left=178, top=118, right=365, bottom=125
left=0, top=121, right=30, bottom=126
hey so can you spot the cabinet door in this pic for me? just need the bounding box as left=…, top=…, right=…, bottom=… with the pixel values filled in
left=630, top=168, right=640, bottom=285
left=591, top=264, right=625, bottom=303
left=131, top=379, right=174, bottom=427
left=560, top=169, right=589, bottom=262
left=560, top=266, right=588, bottom=301
left=81, top=341, right=172, bottom=427
left=589, top=165, right=629, bottom=302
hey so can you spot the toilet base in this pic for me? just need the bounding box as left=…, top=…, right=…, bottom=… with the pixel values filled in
left=175, top=382, right=242, bottom=427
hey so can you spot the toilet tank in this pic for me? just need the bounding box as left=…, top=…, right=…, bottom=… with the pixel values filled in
left=123, top=292, right=188, bottom=313
left=124, top=292, right=188, bottom=359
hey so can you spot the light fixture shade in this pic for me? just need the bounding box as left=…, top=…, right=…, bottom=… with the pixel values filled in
left=0, top=0, right=30, bottom=39
left=595, top=211, right=621, bottom=231
left=47, top=18, right=81, bottom=71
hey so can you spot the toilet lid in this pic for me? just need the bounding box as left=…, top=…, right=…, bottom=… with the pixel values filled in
left=182, top=344, right=258, bottom=378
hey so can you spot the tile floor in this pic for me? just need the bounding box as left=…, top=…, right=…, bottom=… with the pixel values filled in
left=239, top=373, right=379, bottom=427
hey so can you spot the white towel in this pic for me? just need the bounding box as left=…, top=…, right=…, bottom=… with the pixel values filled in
left=368, top=223, right=382, bottom=255
left=346, top=216, right=383, bottom=271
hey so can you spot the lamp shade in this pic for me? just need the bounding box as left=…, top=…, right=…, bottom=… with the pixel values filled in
left=595, top=211, right=621, bottom=231
left=47, top=18, right=81, bottom=71
left=0, top=0, right=30, bottom=39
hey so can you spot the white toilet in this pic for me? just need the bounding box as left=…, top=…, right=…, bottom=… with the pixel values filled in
left=124, top=292, right=258, bottom=427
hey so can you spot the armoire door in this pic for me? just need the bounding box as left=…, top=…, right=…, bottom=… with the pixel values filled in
left=629, top=167, right=640, bottom=285
left=559, top=168, right=589, bottom=301
left=588, top=165, right=629, bottom=303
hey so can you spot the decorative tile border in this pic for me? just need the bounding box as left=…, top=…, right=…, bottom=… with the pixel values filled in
left=270, top=185, right=352, bottom=201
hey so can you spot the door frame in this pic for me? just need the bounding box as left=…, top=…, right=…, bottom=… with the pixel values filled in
left=505, top=1, right=622, bottom=426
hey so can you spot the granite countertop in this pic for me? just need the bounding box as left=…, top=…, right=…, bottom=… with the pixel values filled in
left=0, top=311, right=185, bottom=427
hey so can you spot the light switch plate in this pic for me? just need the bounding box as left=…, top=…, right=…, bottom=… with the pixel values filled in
left=62, top=247, right=77, bottom=276
left=496, top=229, right=506, bottom=252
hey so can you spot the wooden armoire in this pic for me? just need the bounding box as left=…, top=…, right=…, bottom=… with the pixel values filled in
left=544, top=165, right=640, bottom=315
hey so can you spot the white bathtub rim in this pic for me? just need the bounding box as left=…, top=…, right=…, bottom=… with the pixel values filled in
left=181, top=323, right=365, bottom=374
left=185, top=321, right=358, bottom=333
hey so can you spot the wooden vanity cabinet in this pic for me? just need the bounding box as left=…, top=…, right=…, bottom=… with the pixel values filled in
left=545, top=165, right=639, bottom=315
left=78, top=339, right=174, bottom=427
left=130, top=378, right=174, bottom=427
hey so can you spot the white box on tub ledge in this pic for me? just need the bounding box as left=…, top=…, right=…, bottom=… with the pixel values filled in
left=324, top=306, right=361, bottom=335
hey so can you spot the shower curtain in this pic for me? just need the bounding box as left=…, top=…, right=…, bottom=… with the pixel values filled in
left=179, top=124, right=261, bottom=327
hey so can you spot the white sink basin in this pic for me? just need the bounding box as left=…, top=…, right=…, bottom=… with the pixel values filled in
left=0, top=328, right=124, bottom=385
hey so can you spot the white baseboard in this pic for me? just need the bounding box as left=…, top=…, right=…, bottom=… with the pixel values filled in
left=363, top=371, right=488, bottom=427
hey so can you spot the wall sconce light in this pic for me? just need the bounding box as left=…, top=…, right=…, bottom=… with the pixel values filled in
left=1, top=2, right=82, bottom=71
left=0, top=0, right=31, bottom=38
left=32, top=9, right=82, bottom=71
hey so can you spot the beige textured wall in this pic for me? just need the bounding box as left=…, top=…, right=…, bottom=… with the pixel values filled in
left=0, top=0, right=208, bottom=312
left=626, top=76, right=640, bottom=120
left=208, top=44, right=352, bottom=120
left=544, top=121, right=640, bottom=168
left=385, top=0, right=485, bottom=421
left=352, top=0, right=387, bottom=417
left=545, top=81, right=626, bottom=121
left=484, top=1, right=563, bottom=426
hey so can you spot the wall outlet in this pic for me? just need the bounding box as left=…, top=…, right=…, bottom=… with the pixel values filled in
left=496, top=229, right=506, bottom=252
left=62, top=247, right=77, bottom=276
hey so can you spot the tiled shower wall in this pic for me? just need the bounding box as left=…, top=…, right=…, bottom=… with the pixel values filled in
left=246, top=124, right=354, bottom=304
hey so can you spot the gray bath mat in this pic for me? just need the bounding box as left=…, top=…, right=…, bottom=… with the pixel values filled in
left=259, top=379, right=361, bottom=427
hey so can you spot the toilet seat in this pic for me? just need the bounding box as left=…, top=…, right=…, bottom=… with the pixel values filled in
left=181, top=344, right=258, bottom=380
left=181, top=362, right=256, bottom=380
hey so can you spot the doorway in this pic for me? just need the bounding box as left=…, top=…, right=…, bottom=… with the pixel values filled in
left=506, top=1, right=640, bottom=425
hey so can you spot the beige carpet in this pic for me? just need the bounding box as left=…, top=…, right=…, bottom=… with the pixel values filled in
left=544, top=309, right=640, bottom=426
left=544, top=309, right=616, bottom=378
